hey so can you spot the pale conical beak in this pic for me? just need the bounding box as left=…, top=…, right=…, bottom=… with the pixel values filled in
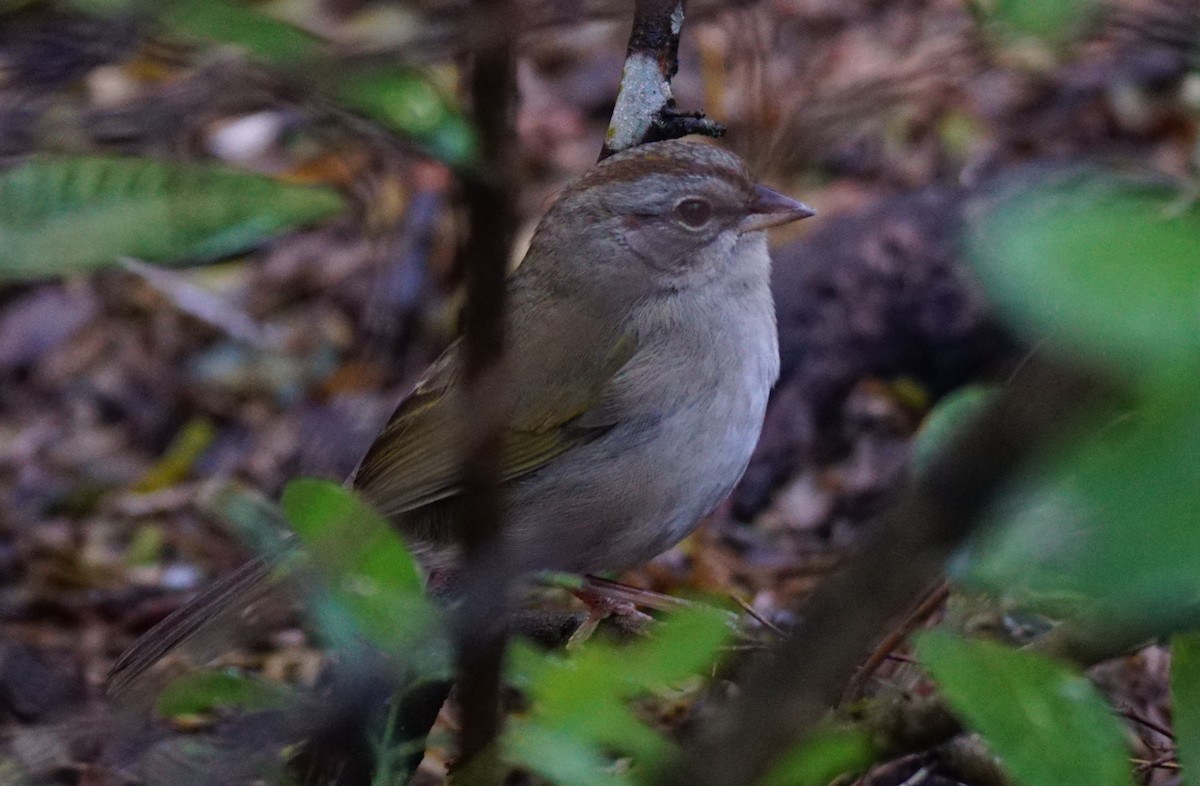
left=740, top=184, right=816, bottom=232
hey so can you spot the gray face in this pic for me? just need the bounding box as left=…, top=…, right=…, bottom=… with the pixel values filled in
left=599, top=168, right=754, bottom=273
left=526, top=141, right=763, bottom=298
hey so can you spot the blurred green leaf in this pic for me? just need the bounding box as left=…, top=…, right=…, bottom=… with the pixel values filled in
left=911, top=386, right=998, bottom=477
left=961, top=395, right=1200, bottom=629
left=981, top=0, right=1106, bottom=45
left=157, top=0, right=322, bottom=65
left=280, top=479, right=445, bottom=665
left=155, top=668, right=293, bottom=718
left=334, top=66, right=478, bottom=167
left=1172, top=633, right=1200, bottom=783
left=506, top=722, right=634, bottom=786
left=505, top=605, right=731, bottom=784
left=760, top=726, right=874, bottom=786
left=133, top=417, right=216, bottom=492
left=514, top=638, right=670, bottom=763
left=0, top=156, right=345, bottom=281
left=282, top=478, right=423, bottom=595
left=201, top=481, right=296, bottom=561
left=125, top=523, right=165, bottom=567
left=966, top=168, right=1200, bottom=385
left=917, top=631, right=1132, bottom=786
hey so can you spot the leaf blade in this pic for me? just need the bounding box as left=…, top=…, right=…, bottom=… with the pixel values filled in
left=916, top=631, right=1133, bottom=786
left=0, top=156, right=345, bottom=281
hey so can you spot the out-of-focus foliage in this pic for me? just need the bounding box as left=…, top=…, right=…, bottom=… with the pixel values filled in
left=142, top=478, right=738, bottom=785
left=909, top=386, right=998, bottom=476
left=155, top=668, right=294, bottom=718
left=976, top=0, right=1108, bottom=47
left=0, top=156, right=345, bottom=280
left=962, top=394, right=1200, bottom=629
left=40, top=0, right=480, bottom=166
left=59, top=0, right=320, bottom=62
left=967, top=169, right=1200, bottom=387
left=0, top=0, right=477, bottom=284
left=1171, top=633, right=1200, bottom=784
left=953, top=168, right=1200, bottom=633
left=917, top=631, right=1132, bottom=786
left=914, top=148, right=1199, bottom=786
left=505, top=604, right=732, bottom=786
left=132, top=418, right=217, bottom=493
left=760, top=726, right=874, bottom=786
left=333, top=65, right=478, bottom=167
left=153, top=0, right=323, bottom=65
left=281, top=479, right=445, bottom=665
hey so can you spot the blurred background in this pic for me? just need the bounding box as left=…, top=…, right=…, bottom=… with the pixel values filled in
left=0, top=0, right=1196, bottom=783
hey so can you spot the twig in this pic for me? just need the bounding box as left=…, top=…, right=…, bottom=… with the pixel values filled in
left=1133, top=755, right=1179, bottom=772
left=842, top=583, right=950, bottom=704
left=452, top=0, right=519, bottom=782
left=729, top=592, right=787, bottom=638
left=600, top=0, right=725, bottom=159
left=1118, top=707, right=1175, bottom=742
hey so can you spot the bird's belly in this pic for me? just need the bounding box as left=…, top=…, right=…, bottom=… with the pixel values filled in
left=507, top=382, right=770, bottom=575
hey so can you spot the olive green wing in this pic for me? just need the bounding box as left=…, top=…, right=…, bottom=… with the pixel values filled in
left=350, top=334, right=637, bottom=521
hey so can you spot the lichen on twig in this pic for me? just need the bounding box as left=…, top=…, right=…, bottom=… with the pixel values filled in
left=601, top=0, right=725, bottom=159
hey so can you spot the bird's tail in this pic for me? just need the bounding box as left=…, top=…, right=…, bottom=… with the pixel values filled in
left=106, top=556, right=279, bottom=696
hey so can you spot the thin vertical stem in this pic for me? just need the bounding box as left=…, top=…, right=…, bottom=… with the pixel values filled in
left=454, top=1, right=519, bottom=782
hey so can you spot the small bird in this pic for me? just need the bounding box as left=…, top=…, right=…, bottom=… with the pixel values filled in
left=109, top=139, right=813, bottom=688
left=351, top=139, right=813, bottom=576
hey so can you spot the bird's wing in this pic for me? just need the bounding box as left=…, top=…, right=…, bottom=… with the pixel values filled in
left=350, top=333, right=638, bottom=521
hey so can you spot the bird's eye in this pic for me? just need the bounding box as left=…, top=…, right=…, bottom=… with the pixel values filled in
left=673, top=198, right=713, bottom=228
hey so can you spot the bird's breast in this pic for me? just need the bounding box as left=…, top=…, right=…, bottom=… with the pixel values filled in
left=508, top=282, right=779, bottom=574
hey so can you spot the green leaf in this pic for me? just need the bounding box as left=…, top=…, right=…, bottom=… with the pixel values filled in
left=518, top=639, right=670, bottom=763
left=984, top=0, right=1105, bottom=44
left=916, top=631, right=1132, bottom=786
left=200, top=482, right=295, bottom=561
left=961, top=395, right=1200, bottom=630
left=280, top=479, right=444, bottom=664
left=282, top=478, right=423, bottom=595
left=505, top=605, right=732, bottom=782
left=910, top=386, right=998, bottom=477
left=333, top=66, right=478, bottom=167
left=505, top=721, right=633, bottom=786
left=133, top=417, right=216, bottom=492
left=965, top=167, right=1200, bottom=385
left=1173, top=633, right=1200, bottom=784
left=622, top=604, right=734, bottom=686
left=158, top=0, right=321, bottom=65
left=155, top=668, right=293, bottom=718
left=0, top=156, right=344, bottom=281
left=125, top=524, right=166, bottom=567
left=760, top=726, right=874, bottom=786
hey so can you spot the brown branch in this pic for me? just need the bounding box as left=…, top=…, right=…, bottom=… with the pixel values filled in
left=842, top=583, right=951, bottom=704
left=654, top=356, right=1111, bottom=786
left=453, top=0, right=519, bottom=781
left=600, top=0, right=724, bottom=159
